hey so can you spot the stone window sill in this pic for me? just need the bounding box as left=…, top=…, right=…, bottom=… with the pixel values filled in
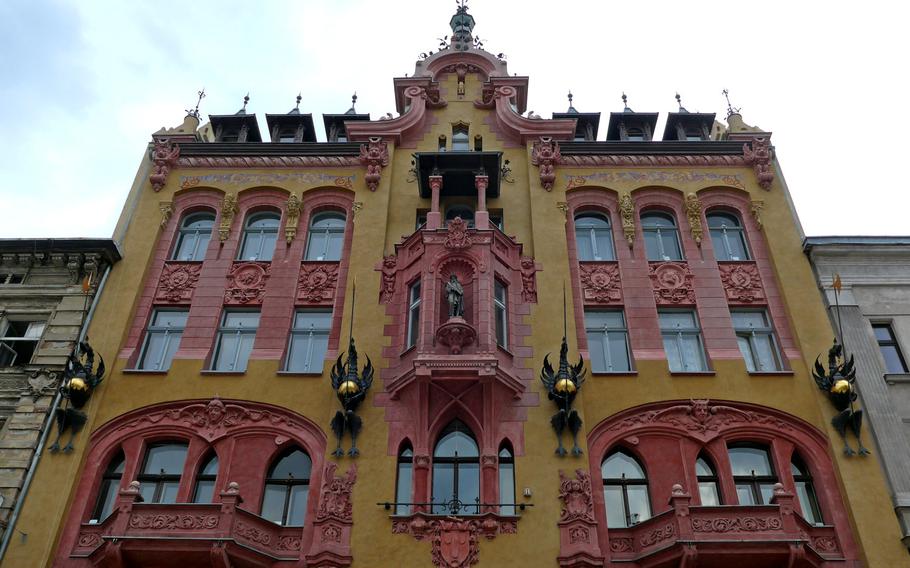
left=276, top=371, right=323, bottom=377
left=748, top=371, right=795, bottom=377
left=122, top=369, right=169, bottom=375
left=885, top=373, right=910, bottom=385
left=669, top=371, right=716, bottom=377
left=200, top=370, right=246, bottom=376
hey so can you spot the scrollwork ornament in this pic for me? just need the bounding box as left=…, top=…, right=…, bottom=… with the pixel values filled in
left=620, top=194, right=635, bottom=248
left=219, top=194, right=237, bottom=243
left=159, top=201, right=173, bottom=230
left=685, top=193, right=703, bottom=246
left=285, top=194, right=301, bottom=244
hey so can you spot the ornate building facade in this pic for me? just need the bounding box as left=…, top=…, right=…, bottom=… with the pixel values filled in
left=2, top=6, right=907, bottom=567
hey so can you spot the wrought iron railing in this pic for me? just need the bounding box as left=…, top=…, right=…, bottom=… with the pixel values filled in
left=377, top=497, right=532, bottom=516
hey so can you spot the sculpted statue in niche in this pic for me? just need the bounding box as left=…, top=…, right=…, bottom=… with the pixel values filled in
left=446, top=274, right=465, bottom=318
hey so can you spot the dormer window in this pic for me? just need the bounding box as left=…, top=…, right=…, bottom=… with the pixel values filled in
left=220, top=132, right=240, bottom=142
left=278, top=128, right=297, bottom=143
left=626, top=128, right=645, bottom=141
left=685, top=128, right=704, bottom=141
left=452, top=125, right=470, bottom=151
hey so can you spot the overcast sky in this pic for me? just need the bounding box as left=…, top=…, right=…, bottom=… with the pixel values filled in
left=2, top=1, right=907, bottom=239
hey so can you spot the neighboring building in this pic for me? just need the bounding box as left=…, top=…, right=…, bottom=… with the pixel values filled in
left=0, top=239, right=119, bottom=537
left=806, top=236, right=910, bottom=546
left=3, top=6, right=908, bottom=567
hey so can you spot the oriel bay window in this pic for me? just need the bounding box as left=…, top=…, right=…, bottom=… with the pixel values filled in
left=286, top=310, right=331, bottom=372
left=659, top=310, right=708, bottom=372
left=641, top=212, right=683, bottom=261
left=728, top=444, right=778, bottom=505
left=602, top=449, right=651, bottom=528
left=406, top=280, right=421, bottom=348
left=494, top=280, right=508, bottom=348
left=238, top=212, right=280, bottom=262
left=90, top=451, right=125, bottom=523
left=172, top=212, right=214, bottom=261
left=212, top=310, right=259, bottom=372
left=137, top=442, right=188, bottom=504
left=732, top=310, right=782, bottom=372
left=707, top=212, right=750, bottom=261
left=575, top=213, right=615, bottom=261
left=305, top=212, right=346, bottom=261
left=138, top=309, right=187, bottom=371
left=262, top=448, right=311, bottom=526
left=192, top=453, right=219, bottom=503
left=395, top=443, right=414, bottom=516
left=696, top=454, right=721, bottom=506
left=432, top=421, right=480, bottom=515
left=498, top=444, right=515, bottom=516
left=585, top=310, right=631, bottom=373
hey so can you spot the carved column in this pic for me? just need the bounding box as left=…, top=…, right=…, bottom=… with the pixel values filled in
left=427, top=174, right=443, bottom=230
left=305, top=463, right=356, bottom=568
left=669, top=484, right=692, bottom=540
left=475, top=174, right=489, bottom=230
left=770, top=483, right=798, bottom=534
left=413, top=454, right=431, bottom=513
left=556, top=469, right=604, bottom=567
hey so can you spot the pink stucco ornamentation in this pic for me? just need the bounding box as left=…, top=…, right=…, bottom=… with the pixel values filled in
left=743, top=137, right=774, bottom=190
left=520, top=256, right=539, bottom=303
left=579, top=263, right=621, bottom=304
left=155, top=262, right=201, bottom=303
left=359, top=137, right=389, bottom=192
left=649, top=262, right=695, bottom=304
left=557, top=469, right=604, bottom=567
left=224, top=262, right=270, bottom=304
left=436, top=317, right=477, bottom=355
left=391, top=514, right=517, bottom=568
left=719, top=262, right=765, bottom=304
left=298, top=263, right=340, bottom=304
left=531, top=137, right=561, bottom=191
left=149, top=139, right=179, bottom=192
left=379, top=255, right=398, bottom=303
left=445, top=217, right=472, bottom=250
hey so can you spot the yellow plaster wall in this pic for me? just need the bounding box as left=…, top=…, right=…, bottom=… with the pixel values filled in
left=4, top=69, right=907, bottom=567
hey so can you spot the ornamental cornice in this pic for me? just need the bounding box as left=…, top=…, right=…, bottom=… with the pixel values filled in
left=560, top=154, right=746, bottom=167
left=177, top=155, right=361, bottom=168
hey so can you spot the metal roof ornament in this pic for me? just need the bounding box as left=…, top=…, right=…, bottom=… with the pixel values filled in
left=345, top=92, right=358, bottom=115
left=566, top=91, right=578, bottom=113
left=622, top=92, right=632, bottom=112
left=722, top=88, right=741, bottom=117
left=675, top=92, right=688, bottom=113
left=236, top=93, right=250, bottom=115
left=185, top=88, right=205, bottom=119
left=289, top=92, right=302, bottom=115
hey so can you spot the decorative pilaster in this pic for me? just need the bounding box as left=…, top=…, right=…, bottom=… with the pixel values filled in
left=531, top=137, right=561, bottom=191
left=619, top=195, right=635, bottom=248
left=685, top=193, right=703, bottom=246
left=379, top=255, right=398, bottom=303
left=219, top=194, right=237, bottom=243
left=475, top=173, right=489, bottom=229
left=285, top=194, right=301, bottom=244
left=427, top=173, right=443, bottom=230
left=556, top=469, right=604, bottom=567
left=359, top=136, right=390, bottom=191
left=306, top=462, right=356, bottom=568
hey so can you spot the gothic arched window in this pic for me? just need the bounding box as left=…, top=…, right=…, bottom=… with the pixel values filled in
left=305, top=212, right=346, bottom=261
left=238, top=212, right=280, bottom=261
left=499, top=443, right=515, bottom=515
left=91, top=450, right=125, bottom=522
left=602, top=449, right=651, bottom=527
left=641, top=211, right=683, bottom=261
left=172, top=212, right=214, bottom=261
left=262, top=448, right=312, bottom=526
left=707, top=211, right=750, bottom=261
left=575, top=213, right=615, bottom=261
left=395, top=442, right=414, bottom=516
left=432, top=420, right=480, bottom=515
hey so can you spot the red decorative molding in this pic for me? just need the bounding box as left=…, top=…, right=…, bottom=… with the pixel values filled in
left=560, top=154, right=747, bottom=167
left=531, top=137, right=561, bottom=191
left=478, top=85, right=575, bottom=144
left=298, top=262, right=340, bottom=304
left=379, top=255, right=398, bottom=303
left=359, top=136, right=390, bottom=191
left=224, top=261, right=271, bottom=304
left=605, top=399, right=792, bottom=438
left=519, top=256, right=539, bottom=303
left=718, top=262, right=765, bottom=304
left=177, top=155, right=361, bottom=168
left=743, top=137, right=774, bottom=190
left=579, top=263, right=621, bottom=304
left=445, top=217, right=472, bottom=249
left=154, top=261, right=201, bottom=303
left=391, top=513, right=517, bottom=568
left=149, top=139, right=180, bottom=192
left=435, top=317, right=478, bottom=355
left=346, top=85, right=442, bottom=146
left=648, top=262, right=695, bottom=304
left=557, top=469, right=604, bottom=568
left=306, top=462, right=356, bottom=568
left=128, top=513, right=219, bottom=530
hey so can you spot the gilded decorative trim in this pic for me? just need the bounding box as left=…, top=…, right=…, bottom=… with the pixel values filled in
left=751, top=199, right=764, bottom=229
left=219, top=194, right=237, bottom=243
left=285, top=194, right=301, bottom=244
left=685, top=193, right=703, bottom=247
left=619, top=194, right=635, bottom=248
left=159, top=201, right=173, bottom=230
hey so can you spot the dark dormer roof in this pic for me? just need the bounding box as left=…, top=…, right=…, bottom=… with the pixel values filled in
left=322, top=112, right=370, bottom=141
left=606, top=111, right=659, bottom=141
left=207, top=113, right=263, bottom=142
left=552, top=111, right=601, bottom=140
left=662, top=111, right=716, bottom=141
left=265, top=111, right=317, bottom=142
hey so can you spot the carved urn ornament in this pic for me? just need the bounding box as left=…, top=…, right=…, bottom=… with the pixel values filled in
left=541, top=335, right=587, bottom=456
left=50, top=342, right=105, bottom=452
left=812, top=338, right=869, bottom=456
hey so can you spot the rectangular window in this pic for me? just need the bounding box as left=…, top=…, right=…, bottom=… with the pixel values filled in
left=732, top=310, right=782, bottom=372
left=286, top=310, right=332, bottom=372
left=494, top=281, right=508, bottom=348
left=212, top=310, right=259, bottom=371
left=659, top=310, right=707, bottom=372
left=585, top=311, right=631, bottom=373
left=138, top=310, right=188, bottom=371
left=873, top=323, right=909, bottom=373
left=406, top=281, right=421, bottom=348
left=0, top=319, right=46, bottom=367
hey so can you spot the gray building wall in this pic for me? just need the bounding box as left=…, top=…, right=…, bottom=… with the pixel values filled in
left=806, top=237, right=910, bottom=544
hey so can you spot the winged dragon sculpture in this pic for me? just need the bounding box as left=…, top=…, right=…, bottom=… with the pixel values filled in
left=330, top=337, right=374, bottom=457
left=541, top=336, right=586, bottom=456
left=812, top=338, right=869, bottom=456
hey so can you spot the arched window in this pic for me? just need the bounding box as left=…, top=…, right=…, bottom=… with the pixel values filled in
left=172, top=212, right=214, bottom=261
left=696, top=454, right=721, bottom=506
left=574, top=213, right=615, bottom=261
left=602, top=449, right=651, bottom=527
left=445, top=205, right=475, bottom=228
left=262, top=448, right=312, bottom=526
left=452, top=125, right=470, bottom=151
left=641, top=212, right=683, bottom=261
left=138, top=442, right=188, bottom=504
left=432, top=420, right=480, bottom=515
left=192, top=453, right=219, bottom=503
left=305, top=212, right=346, bottom=261
left=728, top=444, right=778, bottom=505
left=238, top=212, right=280, bottom=261
left=91, top=450, right=125, bottom=522
left=707, top=212, right=750, bottom=261
left=499, top=444, right=515, bottom=516
left=792, top=455, right=823, bottom=525
left=395, top=443, right=413, bottom=516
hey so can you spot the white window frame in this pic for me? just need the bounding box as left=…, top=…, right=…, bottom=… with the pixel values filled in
left=659, top=310, right=707, bottom=372
left=641, top=213, right=683, bottom=261
left=211, top=310, right=259, bottom=372
left=406, top=280, right=421, bottom=348
left=0, top=316, right=47, bottom=367
left=707, top=213, right=750, bottom=261
left=285, top=310, right=332, bottom=372
left=575, top=214, right=615, bottom=261
left=238, top=212, right=280, bottom=262
left=305, top=212, right=346, bottom=261
left=585, top=310, right=631, bottom=373
left=732, top=309, right=782, bottom=372
left=494, top=280, right=508, bottom=348
left=171, top=213, right=215, bottom=261
left=137, top=309, right=188, bottom=371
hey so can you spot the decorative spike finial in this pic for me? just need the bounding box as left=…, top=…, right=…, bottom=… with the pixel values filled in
left=622, top=92, right=631, bottom=111
left=351, top=92, right=357, bottom=109
left=295, top=93, right=302, bottom=110
left=242, top=93, right=250, bottom=111
left=568, top=91, right=573, bottom=105
left=186, top=88, right=206, bottom=118
left=722, top=88, right=741, bottom=117
left=675, top=92, right=682, bottom=109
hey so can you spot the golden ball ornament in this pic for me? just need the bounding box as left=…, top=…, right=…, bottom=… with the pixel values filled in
left=68, top=377, right=89, bottom=392
left=831, top=379, right=851, bottom=394
left=337, top=380, right=361, bottom=396
left=555, top=378, right=577, bottom=394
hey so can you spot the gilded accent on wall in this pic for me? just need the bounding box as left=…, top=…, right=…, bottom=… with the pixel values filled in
left=181, top=173, right=355, bottom=191
left=219, top=194, right=237, bottom=242
left=285, top=194, right=301, bottom=244
left=619, top=195, right=635, bottom=248
left=565, top=171, right=745, bottom=191
left=685, top=193, right=703, bottom=246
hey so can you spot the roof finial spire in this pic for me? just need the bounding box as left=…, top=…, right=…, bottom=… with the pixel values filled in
left=450, top=0, right=475, bottom=51
left=235, top=93, right=250, bottom=115
left=186, top=88, right=205, bottom=118
left=295, top=93, right=302, bottom=110
left=622, top=92, right=632, bottom=112
left=675, top=92, right=688, bottom=113
left=566, top=90, right=578, bottom=113
left=345, top=92, right=358, bottom=115
left=722, top=88, right=741, bottom=117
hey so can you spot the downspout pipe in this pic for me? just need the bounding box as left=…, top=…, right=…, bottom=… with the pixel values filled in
left=0, top=263, right=113, bottom=561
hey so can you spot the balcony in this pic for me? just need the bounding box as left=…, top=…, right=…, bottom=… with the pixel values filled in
left=605, top=486, right=844, bottom=568
left=71, top=482, right=301, bottom=568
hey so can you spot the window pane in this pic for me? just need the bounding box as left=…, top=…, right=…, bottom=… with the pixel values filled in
left=434, top=431, right=478, bottom=458
left=235, top=334, right=255, bottom=369
left=499, top=463, right=515, bottom=516
left=736, top=484, right=756, bottom=505
left=795, top=481, right=821, bottom=524
left=312, top=214, right=345, bottom=229
left=594, top=230, right=615, bottom=261
left=201, top=456, right=218, bottom=476
left=695, top=458, right=713, bottom=476
left=287, top=485, right=309, bottom=526
left=144, top=444, right=188, bottom=475
left=159, top=481, right=180, bottom=504
left=95, top=482, right=120, bottom=521
left=224, top=312, right=260, bottom=328
left=325, top=233, right=344, bottom=261
left=262, top=484, right=287, bottom=523
left=680, top=332, right=705, bottom=370
left=295, top=311, right=332, bottom=330
left=732, top=311, right=767, bottom=329
left=194, top=480, right=215, bottom=503
left=659, top=312, right=697, bottom=329
left=663, top=334, right=684, bottom=372
left=759, top=483, right=775, bottom=505
left=752, top=334, right=780, bottom=371
left=727, top=232, right=748, bottom=260
left=604, top=486, right=626, bottom=528
left=248, top=215, right=280, bottom=229
left=626, top=485, right=651, bottom=525
left=432, top=463, right=455, bottom=514
left=728, top=447, right=773, bottom=476
left=575, top=228, right=595, bottom=261
left=240, top=232, right=263, bottom=260
left=271, top=450, right=311, bottom=479
left=586, top=311, right=625, bottom=329
left=873, top=325, right=894, bottom=342
left=602, top=452, right=645, bottom=479
left=608, top=331, right=631, bottom=372
left=306, top=233, right=328, bottom=260
left=139, top=484, right=156, bottom=503
left=258, top=232, right=278, bottom=262
left=287, top=333, right=328, bottom=372
left=643, top=230, right=662, bottom=261
left=881, top=345, right=907, bottom=373
left=140, top=332, right=169, bottom=370
left=153, top=311, right=189, bottom=328
left=396, top=462, right=413, bottom=515
left=737, top=335, right=757, bottom=372
left=660, top=231, right=682, bottom=260
left=458, top=463, right=480, bottom=514
left=587, top=329, right=607, bottom=373
left=698, top=482, right=720, bottom=506
left=214, top=333, right=240, bottom=371
left=709, top=229, right=730, bottom=260
left=407, top=304, right=420, bottom=347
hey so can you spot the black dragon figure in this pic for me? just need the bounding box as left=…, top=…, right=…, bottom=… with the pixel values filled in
left=50, top=342, right=105, bottom=452
left=541, top=336, right=587, bottom=456
left=330, top=337, right=373, bottom=457
left=812, top=338, right=869, bottom=456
